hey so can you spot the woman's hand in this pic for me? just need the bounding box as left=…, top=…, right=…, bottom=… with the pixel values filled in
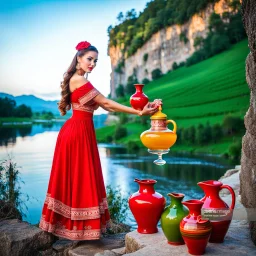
left=140, top=102, right=159, bottom=116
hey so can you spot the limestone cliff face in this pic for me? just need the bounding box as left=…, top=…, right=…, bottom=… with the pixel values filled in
left=109, top=0, right=232, bottom=98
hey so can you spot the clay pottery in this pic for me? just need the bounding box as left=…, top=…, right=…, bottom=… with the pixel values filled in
left=198, top=180, right=236, bottom=243
left=180, top=200, right=212, bottom=255
left=130, top=84, right=149, bottom=110
left=160, top=193, right=189, bottom=245
left=140, top=105, right=177, bottom=165
left=129, top=179, right=166, bottom=234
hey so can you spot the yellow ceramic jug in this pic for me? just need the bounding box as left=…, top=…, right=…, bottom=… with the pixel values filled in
left=140, top=105, right=177, bottom=165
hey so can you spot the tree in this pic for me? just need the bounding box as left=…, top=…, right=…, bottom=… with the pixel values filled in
left=126, top=9, right=137, bottom=20
left=0, top=97, right=16, bottom=117
left=194, top=36, right=204, bottom=49
left=151, top=69, right=162, bottom=80
left=125, top=75, right=138, bottom=94
left=117, top=12, right=124, bottom=23
left=115, top=84, right=125, bottom=98
left=209, top=13, right=225, bottom=33
left=212, top=123, right=223, bottom=143
left=210, top=33, right=230, bottom=55
left=14, top=104, right=32, bottom=118
left=114, top=125, right=127, bottom=140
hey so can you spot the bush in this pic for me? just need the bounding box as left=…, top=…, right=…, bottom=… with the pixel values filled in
left=228, top=140, right=242, bottom=162
left=119, top=113, right=128, bottom=124
left=106, top=185, right=128, bottom=223
left=172, top=62, right=178, bottom=70
left=115, top=84, right=125, bottom=98
left=222, top=115, right=244, bottom=135
left=142, top=78, right=150, bottom=84
left=179, top=31, right=188, bottom=44
left=127, top=140, right=140, bottom=152
left=143, top=53, right=148, bottom=62
left=210, top=33, right=231, bottom=55
left=114, top=125, right=127, bottom=140
left=0, top=158, right=29, bottom=220
left=212, top=123, right=223, bottom=142
left=151, top=68, right=162, bottom=80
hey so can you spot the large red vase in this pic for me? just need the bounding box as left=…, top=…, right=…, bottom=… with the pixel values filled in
left=180, top=200, right=212, bottom=255
left=198, top=180, right=236, bottom=243
left=130, top=84, right=149, bottom=110
left=128, top=179, right=166, bottom=234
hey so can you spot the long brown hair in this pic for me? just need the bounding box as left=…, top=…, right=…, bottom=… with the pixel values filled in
left=58, top=45, right=98, bottom=116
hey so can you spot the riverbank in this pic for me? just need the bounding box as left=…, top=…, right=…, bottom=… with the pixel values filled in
left=1, top=166, right=254, bottom=255
left=96, top=166, right=256, bottom=256
left=96, top=123, right=241, bottom=159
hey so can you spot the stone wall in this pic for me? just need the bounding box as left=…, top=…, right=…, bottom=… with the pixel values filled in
left=109, top=0, right=233, bottom=98
left=240, top=0, right=256, bottom=246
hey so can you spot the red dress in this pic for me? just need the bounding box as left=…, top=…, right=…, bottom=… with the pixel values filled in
left=39, top=81, right=110, bottom=240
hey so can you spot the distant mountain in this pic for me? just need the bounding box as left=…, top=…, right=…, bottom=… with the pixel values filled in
left=0, top=92, right=59, bottom=115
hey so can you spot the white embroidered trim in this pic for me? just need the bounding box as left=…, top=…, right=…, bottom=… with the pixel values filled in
left=79, top=88, right=99, bottom=105
left=44, top=193, right=109, bottom=220
left=39, top=217, right=102, bottom=240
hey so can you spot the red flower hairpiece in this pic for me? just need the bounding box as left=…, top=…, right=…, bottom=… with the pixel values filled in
left=75, top=41, right=91, bottom=51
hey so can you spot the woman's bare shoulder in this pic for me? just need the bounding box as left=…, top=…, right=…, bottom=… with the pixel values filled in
left=70, top=75, right=89, bottom=92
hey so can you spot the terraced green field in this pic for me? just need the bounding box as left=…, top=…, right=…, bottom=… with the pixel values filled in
left=96, top=39, right=250, bottom=154
left=141, top=39, right=250, bottom=128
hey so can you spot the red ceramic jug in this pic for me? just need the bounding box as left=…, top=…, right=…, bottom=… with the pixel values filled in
left=197, top=180, right=236, bottom=243
left=130, top=84, right=149, bottom=110
left=180, top=200, right=212, bottom=255
left=128, top=179, right=166, bottom=234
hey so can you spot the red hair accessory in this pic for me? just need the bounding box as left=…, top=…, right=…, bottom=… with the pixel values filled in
left=76, top=41, right=91, bottom=51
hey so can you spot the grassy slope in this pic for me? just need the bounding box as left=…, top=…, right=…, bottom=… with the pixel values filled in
left=96, top=40, right=250, bottom=154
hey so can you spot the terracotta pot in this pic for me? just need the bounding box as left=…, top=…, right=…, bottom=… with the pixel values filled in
left=129, top=179, right=166, bottom=234
left=198, top=180, right=236, bottom=243
left=180, top=200, right=212, bottom=255
left=160, top=193, right=189, bottom=245
left=130, top=84, right=149, bottom=110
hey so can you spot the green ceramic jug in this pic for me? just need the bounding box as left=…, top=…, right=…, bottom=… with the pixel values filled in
left=160, top=193, right=189, bottom=245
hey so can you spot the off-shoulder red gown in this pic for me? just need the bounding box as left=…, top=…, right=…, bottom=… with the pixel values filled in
left=39, top=82, right=110, bottom=240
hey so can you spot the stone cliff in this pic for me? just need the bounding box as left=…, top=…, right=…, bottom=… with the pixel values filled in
left=108, top=0, right=233, bottom=98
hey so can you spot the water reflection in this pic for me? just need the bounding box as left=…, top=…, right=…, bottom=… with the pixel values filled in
left=0, top=125, right=233, bottom=229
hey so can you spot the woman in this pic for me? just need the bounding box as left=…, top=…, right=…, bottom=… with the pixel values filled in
left=39, top=41, right=159, bottom=240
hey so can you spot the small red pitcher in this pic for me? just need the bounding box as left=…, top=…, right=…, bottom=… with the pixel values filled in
left=198, top=180, right=236, bottom=243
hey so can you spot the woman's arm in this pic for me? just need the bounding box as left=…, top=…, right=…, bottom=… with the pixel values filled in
left=94, top=93, right=158, bottom=116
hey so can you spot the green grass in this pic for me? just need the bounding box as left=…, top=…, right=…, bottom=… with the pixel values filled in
left=96, top=40, right=250, bottom=154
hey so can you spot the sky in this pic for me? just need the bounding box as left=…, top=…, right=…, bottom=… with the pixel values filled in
left=0, top=0, right=149, bottom=102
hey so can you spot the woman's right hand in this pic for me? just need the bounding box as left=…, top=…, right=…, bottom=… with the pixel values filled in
left=140, top=102, right=159, bottom=116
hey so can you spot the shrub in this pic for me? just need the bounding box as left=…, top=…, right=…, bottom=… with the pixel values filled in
left=151, top=68, right=162, bottom=80
left=127, top=141, right=140, bottom=152
left=106, top=185, right=128, bottom=223
left=210, top=33, right=231, bottom=55
left=142, top=78, right=150, bottom=84
left=172, top=62, right=178, bottom=70
left=222, top=115, right=244, bottom=135
left=115, top=84, right=125, bottom=98
left=143, top=53, right=148, bottom=62
left=180, top=31, right=188, bottom=44
left=114, top=125, right=127, bottom=140
left=228, top=140, right=242, bottom=162
left=0, top=158, right=29, bottom=220
left=212, top=123, right=223, bottom=142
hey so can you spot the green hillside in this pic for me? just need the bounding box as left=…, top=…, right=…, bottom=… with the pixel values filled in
left=131, top=39, right=249, bottom=127
left=97, top=39, right=250, bottom=155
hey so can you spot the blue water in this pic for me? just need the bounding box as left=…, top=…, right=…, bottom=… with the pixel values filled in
left=0, top=123, right=233, bottom=229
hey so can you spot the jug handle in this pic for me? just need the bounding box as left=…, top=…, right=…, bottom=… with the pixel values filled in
left=166, top=120, right=177, bottom=133
left=220, top=185, right=236, bottom=210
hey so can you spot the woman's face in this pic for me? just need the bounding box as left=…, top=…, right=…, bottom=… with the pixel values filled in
left=78, top=51, right=98, bottom=73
